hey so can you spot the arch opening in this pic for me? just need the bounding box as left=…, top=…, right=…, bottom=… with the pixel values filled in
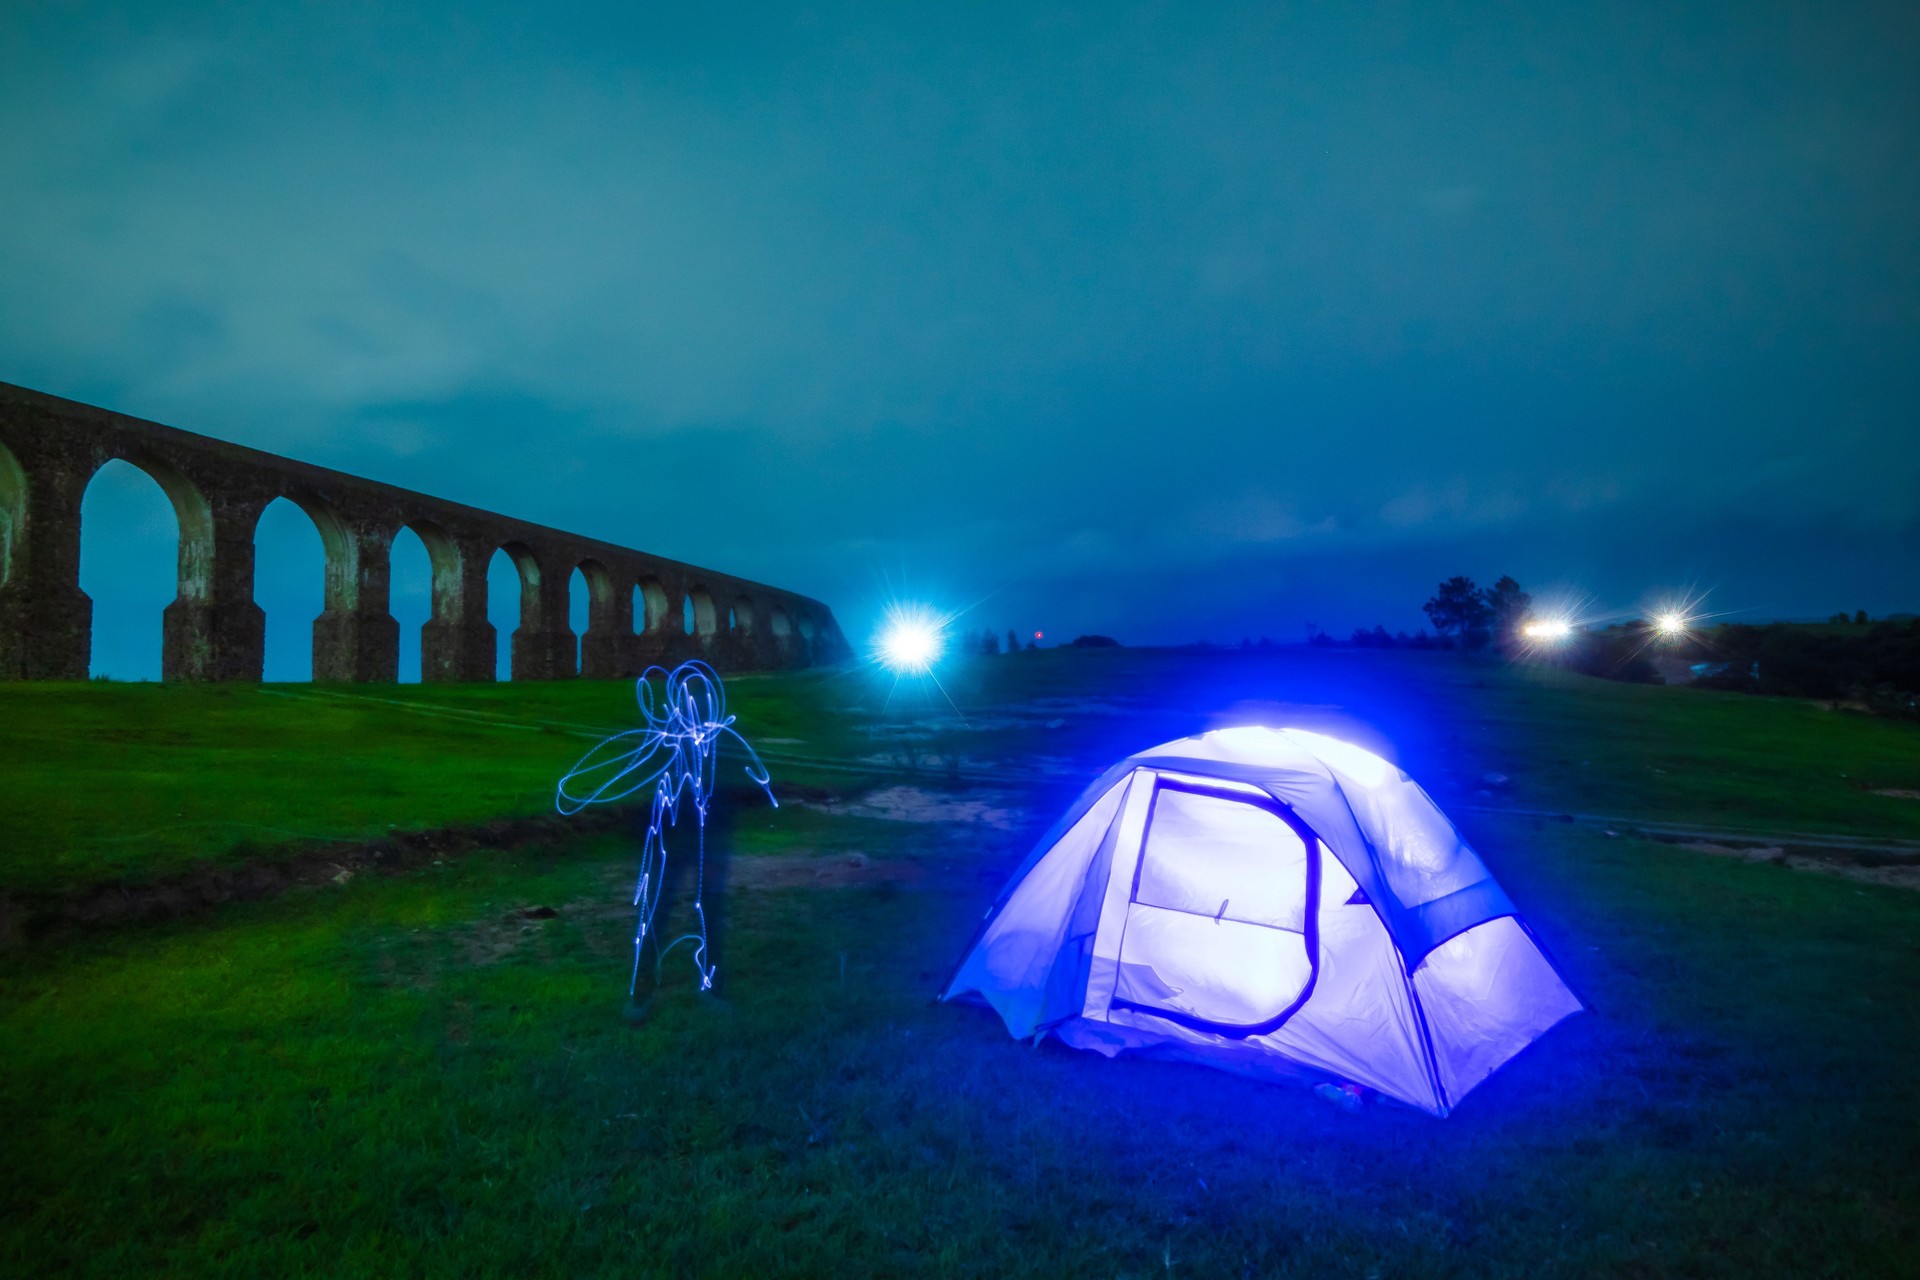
left=568, top=568, right=587, bottom=673
left=394, top=520, right=461, bottom=683
left=488, top=542, right=540, bottom=680
left=769, top=606, right=793, bottom=641
left=571, top=559, right=613, bottom=676
left=80, top=458, right=186, bottom=680
left=391, top=527, right=433, bottom=683
left=732, top=596, right=756, bottom=637
left=254, top=496, right=333, bottom=682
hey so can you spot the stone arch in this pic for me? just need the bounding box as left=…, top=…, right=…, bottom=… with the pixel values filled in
left=686, top=584, right=718, bottom=638
left=389, top=519, right=459, bottom=682
left=79, top=459, right=177, bottom=679
left=571, top=557, right=614, bottom=675
left=486, top=547, right=525, bottom=679
left=88, top=451, right=215, bottom=605
left=0, top=438, right=23, bottom=588
left=768, top=605, right=794, bottom=666
left=796, top=611, right=818, bottom=661
left=252, top=495, right=333, bottom=680
left=732, top=595, right=755, bottom=636
left=404, top=520, right=462, bottom=625
left=496, top=541, right=543, bottom=629
left=269, top=491, right=402, bottom=683
left=634, top=574, right=668, bottom=634
left=80, top=453, right=216, bottom=679
left=574, top=558, right=614, bottom=627
left=492, top=540, right=549, bottom=680
left=2, top=383, right=844, bottom=683
left=256, top=490, right=352, bottom=611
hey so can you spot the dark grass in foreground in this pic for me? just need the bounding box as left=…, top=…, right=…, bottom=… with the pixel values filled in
left=4, top=810, right=1919, bottom=1276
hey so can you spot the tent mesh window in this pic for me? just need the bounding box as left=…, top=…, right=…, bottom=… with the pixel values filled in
left=1110, top=781, right=1322, bottom=1036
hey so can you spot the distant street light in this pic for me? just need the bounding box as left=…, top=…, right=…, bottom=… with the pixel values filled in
left=876, top=605, right=947, bottom=674
left=1521, top=618, right=1574, bottom=642
left=1654, top=611, right=1689, bottom=638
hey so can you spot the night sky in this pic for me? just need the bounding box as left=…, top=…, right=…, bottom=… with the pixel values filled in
left=5, top=3, right=1916, bottom=679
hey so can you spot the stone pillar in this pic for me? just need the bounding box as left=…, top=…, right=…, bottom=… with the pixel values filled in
left=510, top=558, right=572, bottom=680
left=712, top=593, right=750, bottom=672
left=313, top=521, right=399, bottom=682
left=581, top=579, right=631, bottom=679
left=654, top=574, right=699, bottom=667
left=162, top=494, right=266, bottom=681
left=744, top=596, right=777, bottom=669
left=422, top=539, right=495, bottom=682
left=0, top=459, right=90, bottom=680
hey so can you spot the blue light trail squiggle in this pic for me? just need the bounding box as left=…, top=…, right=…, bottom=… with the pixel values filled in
left=556, top=661, right=775, bottom=995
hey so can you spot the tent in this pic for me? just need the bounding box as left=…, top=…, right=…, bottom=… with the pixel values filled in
left=942, top=726, right=1583, bottom=1116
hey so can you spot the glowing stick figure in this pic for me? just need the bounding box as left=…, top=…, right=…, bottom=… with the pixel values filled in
left=556, top=661, right=775, bottom=995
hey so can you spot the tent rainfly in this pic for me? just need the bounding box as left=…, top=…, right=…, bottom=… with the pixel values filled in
left=943, top=727, right=1583, bottom=1116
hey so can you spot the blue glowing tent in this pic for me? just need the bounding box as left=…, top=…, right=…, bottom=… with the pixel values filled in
left=943, top=727, right=1583, bottom=1115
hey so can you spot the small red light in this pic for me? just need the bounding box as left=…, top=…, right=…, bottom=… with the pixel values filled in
left=1033, top=631, right=1043, bottom=640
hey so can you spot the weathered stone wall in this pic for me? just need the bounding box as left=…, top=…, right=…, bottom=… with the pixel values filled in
left=0, top=383, right=851, bottom=681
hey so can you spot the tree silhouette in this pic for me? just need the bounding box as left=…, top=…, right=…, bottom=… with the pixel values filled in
left=1423, top=576, right=1493, bottom=648
left=1483, top=575, right=1532, bottom=646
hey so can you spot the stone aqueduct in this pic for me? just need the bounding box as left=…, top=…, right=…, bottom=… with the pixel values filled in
left=0, top=383, right=851, bottom=682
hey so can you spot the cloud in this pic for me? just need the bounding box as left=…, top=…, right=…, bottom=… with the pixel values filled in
left=2, top=2, right=1915, bottom=662
left=1378, top=480, right=1529, bottom=530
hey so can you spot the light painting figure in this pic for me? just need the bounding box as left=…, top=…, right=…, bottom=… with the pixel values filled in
left=557, top=660, right=775, bottom=996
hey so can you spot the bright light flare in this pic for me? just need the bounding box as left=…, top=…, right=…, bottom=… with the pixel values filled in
left=1654, top=611, right=1689, bottom=638
left=876, top=605, right=947, bottom=674
left=1522, top=618, right=1574, bottom=642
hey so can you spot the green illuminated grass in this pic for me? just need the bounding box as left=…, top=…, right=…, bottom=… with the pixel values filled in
left=3, top=651, right=1919, bottom=1275
left=0, top=670, right=873, bottom=896
left=4, top=650, right=1917, bottom=898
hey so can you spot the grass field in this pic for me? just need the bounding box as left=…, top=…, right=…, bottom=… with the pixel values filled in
left=4, top=650, right=1919, bottom=1276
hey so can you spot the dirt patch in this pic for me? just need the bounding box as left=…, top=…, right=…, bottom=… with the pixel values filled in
left=0, top=775, right=959, bottom=949
left=1675, top=840, right=1920, bottom=891
left=796, top=785, right=1027, bottom=831
left=732, top=851, right=927, bottom=891
left=0, top=809, right=632, bottom=948
left=1679, top=841, right=1789, bottom=863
